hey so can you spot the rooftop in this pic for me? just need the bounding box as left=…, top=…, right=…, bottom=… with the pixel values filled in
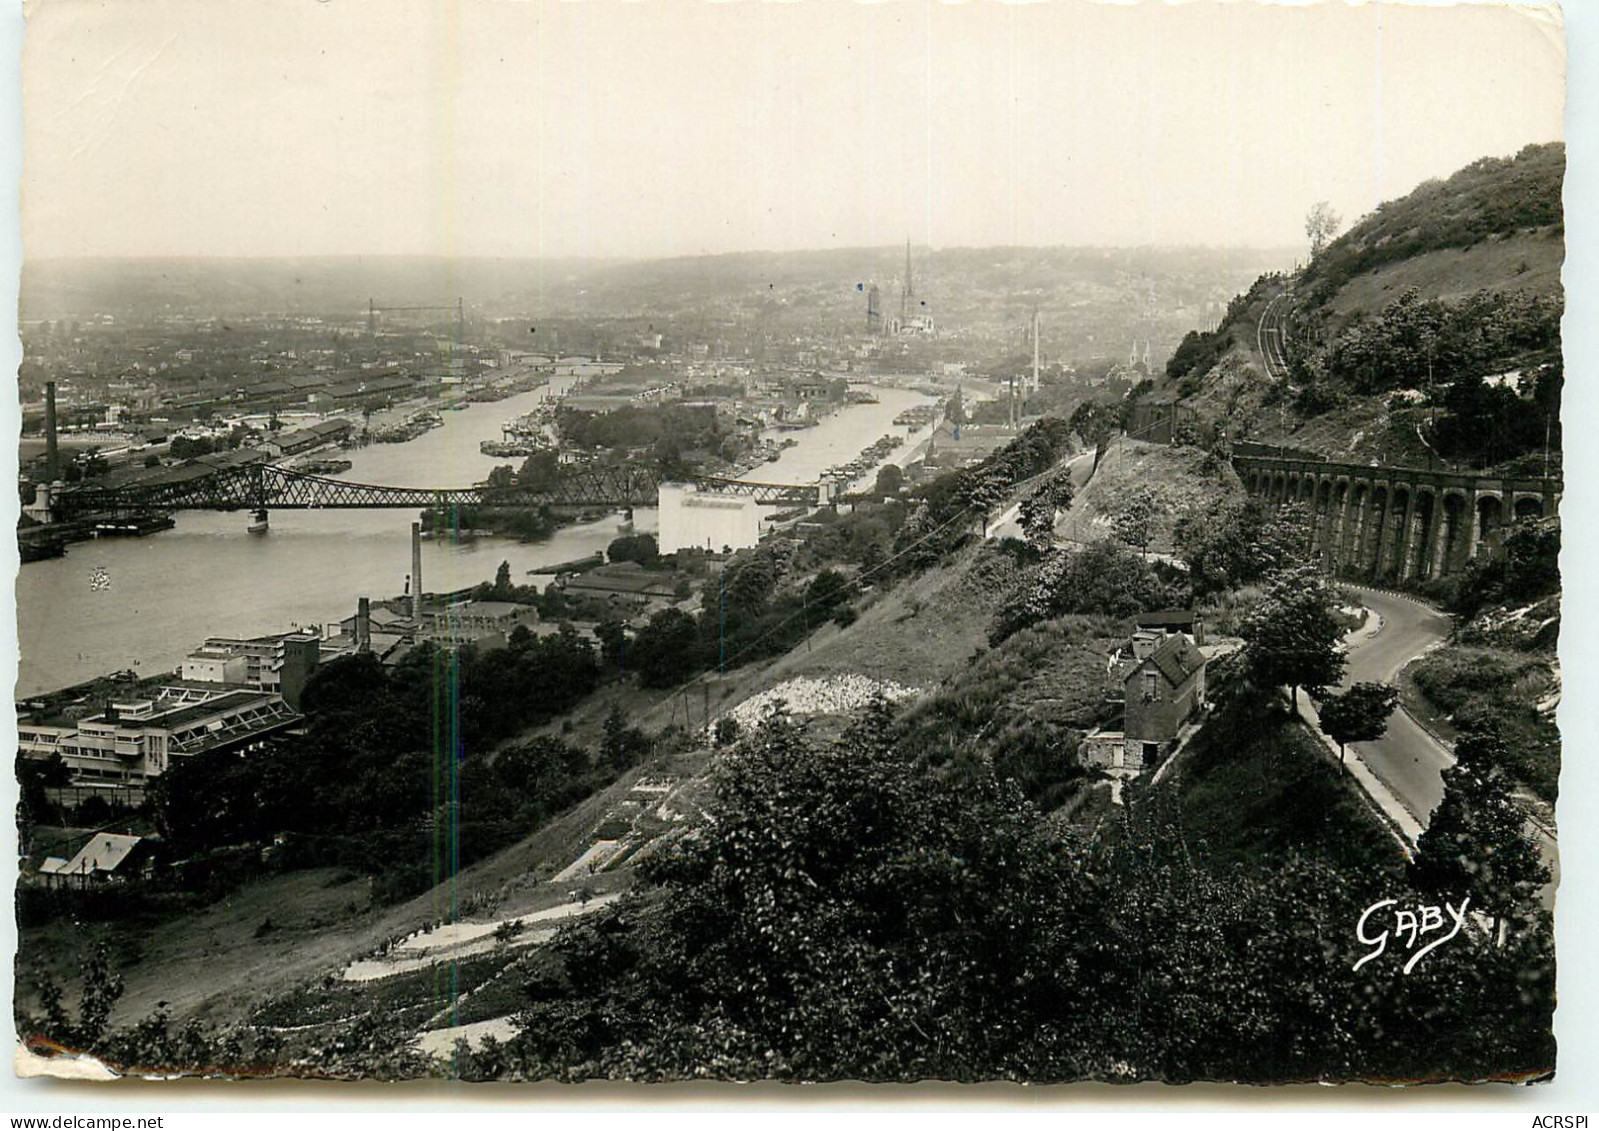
left=97, top=689, right=284, bottom=732
left=1136, top=610, right=1201, bottom=628
left=1133, top=634, right=1206, bottom=688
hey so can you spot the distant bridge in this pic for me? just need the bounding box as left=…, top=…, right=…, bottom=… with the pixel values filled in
left=44, top=462, right=823, bottom=521
left=1234, top=452, right=1560, bottom=581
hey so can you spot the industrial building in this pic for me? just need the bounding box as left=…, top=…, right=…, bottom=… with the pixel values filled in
left=17, top=686, right=302, bottom=786
left=181, top=630, right=322, bottom=709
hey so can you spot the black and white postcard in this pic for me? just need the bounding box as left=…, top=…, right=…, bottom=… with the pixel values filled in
left=7, top=0, right=1576, bottom=1094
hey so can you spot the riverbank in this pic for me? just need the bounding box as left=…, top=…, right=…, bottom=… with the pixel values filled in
left=14, top=383, right=933, bottom=696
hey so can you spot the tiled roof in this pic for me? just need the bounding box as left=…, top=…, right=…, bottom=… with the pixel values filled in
left=1137, top=634, right=1205, bottom=688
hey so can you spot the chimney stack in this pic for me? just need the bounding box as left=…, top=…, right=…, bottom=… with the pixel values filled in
left=411, top=522, right=424, bottom=622
left=357, top=597, right=371, bottom=653
left=44, top=381, right=59, bottom=482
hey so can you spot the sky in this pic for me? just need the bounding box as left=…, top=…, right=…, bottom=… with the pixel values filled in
left=19, top=0, right=1566, bottom=260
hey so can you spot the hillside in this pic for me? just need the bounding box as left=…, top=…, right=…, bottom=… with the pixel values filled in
left=1156, top=143, right=1565, bottom=472
left=1062, top=436, right=1244, bottom=555
left=1297, top=142, right=1564, bottom=311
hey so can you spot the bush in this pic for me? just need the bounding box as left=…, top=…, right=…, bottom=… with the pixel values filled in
left=990, top=540, right=1170, bottom=643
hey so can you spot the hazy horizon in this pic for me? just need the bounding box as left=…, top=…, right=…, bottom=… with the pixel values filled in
left=18, top=240, right=1308, bottom=265
left=22, top=0, right=1563, bottom=262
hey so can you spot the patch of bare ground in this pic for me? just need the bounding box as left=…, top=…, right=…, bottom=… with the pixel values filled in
left=1061, top=437, right=1240, bottom=553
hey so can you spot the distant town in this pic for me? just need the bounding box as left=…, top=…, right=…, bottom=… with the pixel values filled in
left=13, top=246, right=1276, bottom=813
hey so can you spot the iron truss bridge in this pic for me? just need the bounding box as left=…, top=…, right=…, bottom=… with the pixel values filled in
left=49, top=463, right=822, bottom=519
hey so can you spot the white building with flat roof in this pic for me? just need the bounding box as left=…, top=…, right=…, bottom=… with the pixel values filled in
left=658, top=483, right=763, bottom=554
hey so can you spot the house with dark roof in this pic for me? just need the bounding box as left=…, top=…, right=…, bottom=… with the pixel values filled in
left=1081, top=630, right=1209, bottom=780
left=1134, top=609, right=1207, bottom=644
left=1123, top=634, right=1207, bottom=764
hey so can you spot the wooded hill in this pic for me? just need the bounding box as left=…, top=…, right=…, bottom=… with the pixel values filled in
left=1157, top=142, right=1565, bottom=473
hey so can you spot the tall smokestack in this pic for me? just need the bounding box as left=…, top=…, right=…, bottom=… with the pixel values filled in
left=44, top=381, right=59, bottom=482
left=411, top=522, right=424, bottom=622
left=1032, top=311, right=1040, bottom=394
left=357, top=597, right=371, bottom=653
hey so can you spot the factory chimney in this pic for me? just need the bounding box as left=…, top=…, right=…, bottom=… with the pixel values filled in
left=356, top=597, right=371, bottom=653
left=411, top=522, right=424, bottom=622
left=1032, top=310, right=1041, bottom=394
left=44, top=380, right=59, bottom=482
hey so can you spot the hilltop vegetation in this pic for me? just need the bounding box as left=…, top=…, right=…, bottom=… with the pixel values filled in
left=1296, top=143, right=1564, bottom=309
left=1154, top=143, right=1564, bottom=474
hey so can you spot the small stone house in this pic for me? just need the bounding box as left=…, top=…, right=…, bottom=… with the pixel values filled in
left=1123, top=633, right=1207, bottom=764
left=1081, top=631, right=1209, bottom=778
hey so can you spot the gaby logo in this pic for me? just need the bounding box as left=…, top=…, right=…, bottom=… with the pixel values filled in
left=1353, top=896, right=1471, bottom=974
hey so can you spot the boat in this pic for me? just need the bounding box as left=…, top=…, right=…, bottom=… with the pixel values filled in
left=480, top=439, right=547, bottom=458
left=295, top=457, right=353, bottom=475
left=537, top=552, right=605, bottom=576
left=94, top=512, right=176, bottom=538
left=18, top=529, right=66, bottom=562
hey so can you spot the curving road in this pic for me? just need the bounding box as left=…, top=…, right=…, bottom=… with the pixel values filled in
left=1325, top=586, right=1557, bottom=905
left=986, top=449, right=1099, bottom=541
left=1337, top=586, right=1456, bottom=826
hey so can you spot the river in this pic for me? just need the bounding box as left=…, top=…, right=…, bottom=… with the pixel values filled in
left=15, top=382, right=935, bottom=696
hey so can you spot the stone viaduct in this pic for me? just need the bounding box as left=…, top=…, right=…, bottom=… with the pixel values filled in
left=1232, top=452, right=1561, bottom=581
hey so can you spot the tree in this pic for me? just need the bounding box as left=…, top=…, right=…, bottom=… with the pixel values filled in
left=22, top=941, right=125, bottom=1054
left=1018, top=471, right=1074, bottom=549
left=168, top=435, right=216, bottom=462
left=1305, top=201, right=1342, bottom=258
left=508, top=701, right=1099, bottom=1082
left=1315, top=681, right=1400, bottom=768
left=517, top=450, right=562, bottom=492
left=955, top=468, right=1010, bottom=534
left=600, top=703, right=649, bottom=772
left=1240, top=565, right=1347, bottom=707
left=723, top=554, right=777, bottom=619
left=873, top=463, right=905, bottom=500
left=493, top=560, right=513, bottom=598
left=1256, top=501, right=1319, bottom=574
left=1175, top=496, right=1273, bottom=596
left=990, top=539, right=1165, bottom=642
left=630, top=608, right=701, bottom=688
left=1069, top=401, right=1117, bottom=449
left=803, top=569, right=851, bottom=615
left=595, top=620, right=628, bottom=670
left=608, top=533, right=660, bottom=569
left=1109, top=487, right=1160, bottom=558
left=945, top=387, right=966, bottom=426
left=712, top=715, right=741, bottom=747
left=1411, top=726, right=1550, bottom=935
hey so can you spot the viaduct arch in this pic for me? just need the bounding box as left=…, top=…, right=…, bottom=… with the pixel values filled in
left=1233, top=453, right=1560, bottom=582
